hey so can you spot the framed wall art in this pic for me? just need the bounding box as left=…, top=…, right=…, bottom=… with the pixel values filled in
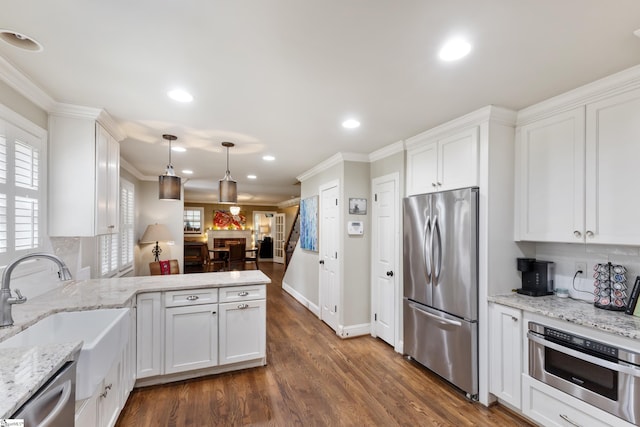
left=349, top=198, right=367, bottom=215
left=300, top=196, right=318, bottom=251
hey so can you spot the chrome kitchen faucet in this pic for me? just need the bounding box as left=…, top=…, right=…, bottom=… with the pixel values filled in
left=0, top=253, right=73, bottom=327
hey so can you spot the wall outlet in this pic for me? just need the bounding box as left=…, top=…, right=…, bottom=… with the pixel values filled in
left=575, top=262, right=587, bottom=276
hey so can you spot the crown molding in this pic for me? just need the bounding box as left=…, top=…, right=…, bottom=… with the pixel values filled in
left=278, top=197, right=300, bottom=209
left=50, top=103, right=126, bottom=141
left=120, top=158, right=153, bottom=181
left=405, top=105, right=516, bottom=150
left=0, top=56, right=56, bottom=111
left=369, top=140, right=404, bottom=162
left=517, top=63, right=640, bottom=126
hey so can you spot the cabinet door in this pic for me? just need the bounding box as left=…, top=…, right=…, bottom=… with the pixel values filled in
left=489, top=303, right=522, bottom=409
left=95, top=123, right=119, bottom=235
left=516, top=107, right=585, bottom=242
left=406, top=141, right=438, bottom=195
left=219, top=300, right=266, bottom=365
left=165, top=303, right=218, bottom=374
left=98, top=357, right=121, bottom=427
left=586, top=88, right=640, bottom=245
left=136, top=293, right=163, bottom=378
left=437, top=126, right=479, bottom=191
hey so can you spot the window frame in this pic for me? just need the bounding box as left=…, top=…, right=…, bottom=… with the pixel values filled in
left=0, top=103, right=47, bottom=271
left=184, top=207, right=204, bottom=236
left=98, top=178, right=134, bottom=278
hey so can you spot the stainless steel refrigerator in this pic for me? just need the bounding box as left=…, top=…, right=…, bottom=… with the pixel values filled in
left=403, top=187, right=478, bottom=399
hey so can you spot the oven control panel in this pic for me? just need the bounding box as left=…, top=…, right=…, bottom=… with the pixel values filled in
left=545, top=327, right=618, bottom=359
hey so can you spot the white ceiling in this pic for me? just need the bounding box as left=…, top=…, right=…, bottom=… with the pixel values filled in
left=1, top=1, right=639, bottom=205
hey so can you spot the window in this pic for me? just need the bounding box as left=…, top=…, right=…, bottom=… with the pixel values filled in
left=184, top=207, right=204, bottom=235
left=99, top=178, right=134, bottom=277
left=0, top=112, right=44, bottom=266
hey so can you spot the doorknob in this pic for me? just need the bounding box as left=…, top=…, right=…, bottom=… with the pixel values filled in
left=386, top=271, right=394, bottom=277
left=319, top=260, right=325, bottom=265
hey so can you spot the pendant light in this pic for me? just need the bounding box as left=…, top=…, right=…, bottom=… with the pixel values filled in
left=218, top=142, right=237, bottom=203
left=159, top=134, right=181, bottom=200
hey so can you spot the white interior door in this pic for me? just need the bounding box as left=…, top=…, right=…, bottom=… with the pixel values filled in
left=371, top=173, right=399, bottom=346
left=273, top=213, right=285, bottom=264
left=319, top=181, right=340, bottom=332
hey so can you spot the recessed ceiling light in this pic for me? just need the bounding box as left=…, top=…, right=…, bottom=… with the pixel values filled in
left=342, top=119, right=361, bottom=129
left=167, top=89, right=193, bottom=103
left=0, top=30, right=43, bottom=52
left=182, top=169, right=193, bottom=175
left=247, top=174, right=257, bottom=179
left=439, top=38, right=472, bottom=61
left=262, top=155, right=275, bottom=161
left=171, top=146, right=186, bottom=152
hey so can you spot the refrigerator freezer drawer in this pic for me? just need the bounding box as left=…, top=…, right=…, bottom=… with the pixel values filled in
left=403, top=299, right=478, bottom=397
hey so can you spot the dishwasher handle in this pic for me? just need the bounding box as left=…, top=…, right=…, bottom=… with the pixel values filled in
left=40, top=380, right=72, bottom=427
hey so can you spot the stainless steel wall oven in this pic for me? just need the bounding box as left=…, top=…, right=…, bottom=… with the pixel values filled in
left=528, top=321, right=640, bottom=424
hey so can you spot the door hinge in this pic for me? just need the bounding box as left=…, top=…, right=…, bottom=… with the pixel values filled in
left=375, top=194, right=377, bottom=202
left=374, top=313, right=377, bottom=321
left=334, top=305, right=337, bottom=312
left=335, top=251, right=337, bottom=258
left=335, top=198, right=338, bottom=206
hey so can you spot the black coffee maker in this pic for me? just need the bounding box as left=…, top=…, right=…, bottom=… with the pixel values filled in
left=516, top=258, right=555, bottom=296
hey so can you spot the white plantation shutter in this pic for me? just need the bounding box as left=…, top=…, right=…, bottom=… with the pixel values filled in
left=99, top=179, right=134, bottom=277
left=0, top=116, right=44, bottom=266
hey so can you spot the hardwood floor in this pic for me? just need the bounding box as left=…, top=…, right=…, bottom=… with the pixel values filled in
left=116, top=262, right=533, bottom=427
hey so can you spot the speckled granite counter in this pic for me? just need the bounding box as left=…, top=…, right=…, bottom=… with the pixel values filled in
left=489, top=293, right=640, bottom=340
left=0, top=342, right=82, bottom=418
left=0, top=270, right=270, bottom=419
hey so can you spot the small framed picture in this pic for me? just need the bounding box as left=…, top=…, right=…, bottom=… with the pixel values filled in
left=349, top=198, right=367, bottom=215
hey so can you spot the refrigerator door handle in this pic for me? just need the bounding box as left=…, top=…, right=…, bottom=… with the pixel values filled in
left=432, top=215, right=442, bottom=284
left=409, top=303, right=462, bottom=327
left=423, top=216, right=432, bottom=282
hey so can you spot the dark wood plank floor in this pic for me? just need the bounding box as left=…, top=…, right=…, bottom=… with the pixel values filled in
left=116, top=262, right=532, bottom=426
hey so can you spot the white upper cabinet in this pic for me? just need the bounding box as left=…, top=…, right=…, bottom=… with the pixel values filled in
left=515, top=107, right=585, bottom=242
left=585, top=88, right=640, bottom=245
left=49, top=108, right=121, bottom=236
left=406, top=126, right=479, bottom=195
left=516, top=80, right=640, bottom=245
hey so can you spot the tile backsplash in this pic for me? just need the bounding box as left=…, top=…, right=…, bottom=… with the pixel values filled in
left=535, top=242, right=640, bottom=303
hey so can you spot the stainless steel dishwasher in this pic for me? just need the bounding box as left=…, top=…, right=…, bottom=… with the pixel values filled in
left=12, top=359, right=77, bottom=427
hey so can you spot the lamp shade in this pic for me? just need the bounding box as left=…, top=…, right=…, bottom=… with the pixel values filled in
left=219, top=177, right=237, bottom=203
left=159, top=174, right=181, bottom=200
left=140, top=223, right=173, bottom=243
left=229, top=206, right=240, bottom=215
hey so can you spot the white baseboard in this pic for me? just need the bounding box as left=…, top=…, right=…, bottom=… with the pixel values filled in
left=336, top=323, right=371, bottom=339
left=282, top=281, right=320, bottom=317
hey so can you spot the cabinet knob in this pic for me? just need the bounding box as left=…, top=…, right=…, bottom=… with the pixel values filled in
left=386, top=271, right=394, bottom=277
left=212, top=311, right=217, bottom=315
left=237, top=303, right=249, bottom=309
left=432, top=183, right=437, bottom=187
left=437, top=182, right=442, bottom=186
left=586, top=230, right=594, bottom=238
left=186, top=295, right=199, bottom=301
left=511, top=316, right=518, bottom=322
left=573, top=230, right=582, bottom=238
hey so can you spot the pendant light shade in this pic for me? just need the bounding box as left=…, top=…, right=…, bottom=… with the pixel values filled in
left=218, top=142, right=237, bottom=203
left=159, top=134, right=181, bottom=200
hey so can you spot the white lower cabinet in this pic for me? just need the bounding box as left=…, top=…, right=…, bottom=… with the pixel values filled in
left=136, top=292, right=163, bottom=378
left=219, top=299, right=266, bottom=365
left=489, top=303, right=522, bottom=409
left=522, top=375, right=633, bottom=427
left=165, top=303, right=218, bottom=374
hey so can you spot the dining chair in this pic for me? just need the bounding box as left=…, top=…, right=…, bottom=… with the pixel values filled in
left=227, top=243, right=246, bottom=271
left=149, top=259, right=180, bottom=275
left=245, top=241, right=259, bottom=270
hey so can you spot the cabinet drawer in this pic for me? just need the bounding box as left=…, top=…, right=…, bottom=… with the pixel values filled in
left=522, top=375, right=632, bottom=427
left=219, top=284, right=266, bottom=303
left=164, top=288, right=218, bottom=307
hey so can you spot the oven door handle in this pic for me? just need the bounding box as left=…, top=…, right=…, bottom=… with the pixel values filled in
left=528, top=332, right=640, bottom=377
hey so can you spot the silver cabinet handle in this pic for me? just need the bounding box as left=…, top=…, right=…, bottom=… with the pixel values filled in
left=511, top=316, right=518, bottom=322
left=586, top=230, right=594, bottom=238
left=559, top=414, right=581, bottom=426
left=436, top=182, right=442, bottom=186
left=431, top=183, right=437, bottom=187
left=238, top=291, right=249, bottom=297
left=237, top=303, right=249, bottom=309
left=573, top=230, right=581, bottom=238
left=186, top=295, right=199, bottom=301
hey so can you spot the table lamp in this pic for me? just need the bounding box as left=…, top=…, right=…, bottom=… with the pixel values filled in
left=141, top=223, right=173, bottom=261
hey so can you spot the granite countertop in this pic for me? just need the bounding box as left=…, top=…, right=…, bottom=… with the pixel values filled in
left=0, top=270, right=270, bottom=418
left=0, top=342, right=82, bottom=418
left=489, top=293, right=640, bottom=340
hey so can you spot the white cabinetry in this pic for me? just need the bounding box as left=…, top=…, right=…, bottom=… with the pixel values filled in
left=516, top=83, right=640, bottom=245
left=488, top=303, right=522, bottom=409
left=49, top=109, right=121, bottom=236
left=164, top=289, right=218, bottom=374
left=136, top=292, right=163, bottom=378
left=522, top=375, right=633, bottom=427
left=515, top=107, right=585, bottom=242
left=219, top=285, right=266, bottom=365
left=406, top=126, right=478, bottom=195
